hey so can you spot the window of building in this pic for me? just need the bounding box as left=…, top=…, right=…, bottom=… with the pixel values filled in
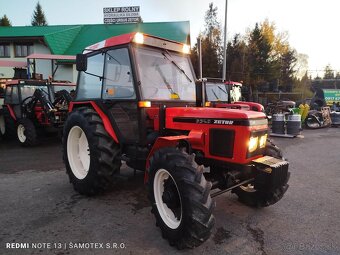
left=14, top=44, right=33, bottom=57
left=0, top=44, right=10, bottom=57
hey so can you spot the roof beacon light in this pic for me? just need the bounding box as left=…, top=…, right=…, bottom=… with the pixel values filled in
left=134, top=32, right=144, bottom=44
left=182, top=44, right=190, bottom=54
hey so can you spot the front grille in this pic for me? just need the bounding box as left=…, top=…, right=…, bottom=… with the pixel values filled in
left=209, top=129, right=235, bottom=158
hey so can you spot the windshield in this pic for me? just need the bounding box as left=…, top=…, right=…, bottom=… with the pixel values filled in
left=134, top=46, right=196, bottom=101
left=20, top=85, right=50, bottom=101
left=206, top=82, right=229, bottom=102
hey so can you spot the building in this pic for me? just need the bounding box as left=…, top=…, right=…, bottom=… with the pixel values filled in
left=0, top=21, right=190, bottom=83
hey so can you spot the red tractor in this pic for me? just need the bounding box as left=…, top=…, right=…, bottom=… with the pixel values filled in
left=62, top=33, right=290, bottom=249
left=205, top=78, right=264, bottom=112
left=0, top=80, right=74, bottom=145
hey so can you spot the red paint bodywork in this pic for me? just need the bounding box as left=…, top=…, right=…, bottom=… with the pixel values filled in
left=5, top=105, right=17, bottom=120
left=164, top=107, right=267, bottom=164
left=234, top=102, right=264, bottom=112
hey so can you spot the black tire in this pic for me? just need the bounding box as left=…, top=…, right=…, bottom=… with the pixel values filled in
left=0, top=109, right=4, bottom=139
left=148, top=147, right=215, bottom=249
left=0, top=107, right=16, bottom=139
left=305, top=113, right=320, bottom=129
left=63, top=107, right=121, bottom=196
left=233, top=141, right=289, bottom=207
left=16, top=118, right=37, bottom=146
left=265, top=140, right=283, bottom=159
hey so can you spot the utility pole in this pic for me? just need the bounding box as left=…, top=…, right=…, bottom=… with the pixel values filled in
left=198, top=37, right=202, bottom=79
left=222, top=0, right=228, bottom=81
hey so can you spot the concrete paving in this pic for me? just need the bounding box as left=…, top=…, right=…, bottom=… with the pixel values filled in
left=0, top=128, right=339, bottom=255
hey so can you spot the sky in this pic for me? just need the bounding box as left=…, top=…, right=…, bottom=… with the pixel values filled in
left=1, top=0, right=339, bottom=76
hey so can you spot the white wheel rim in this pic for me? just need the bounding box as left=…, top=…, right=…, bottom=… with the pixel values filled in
left=153, top=169, right=182, bottom=229
left=0, top=115, right=5, bottom=135
left=17, top=124, right=26, bottom=143
left=240, top=183, right=256, bottom=193
left=67, top=126, right=90, bottom=180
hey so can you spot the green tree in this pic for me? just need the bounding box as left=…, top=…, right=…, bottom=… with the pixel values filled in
left=247, top=23, right=272, bottom=89
left=191, top=3, right=222, bottom=78
left=323, top=65, right=334, bottom=79
left=0, top=15, right=12, bottom=26
left=226, top=34, right=248, bottom=82
left=31, top=2, right=48, bottom=26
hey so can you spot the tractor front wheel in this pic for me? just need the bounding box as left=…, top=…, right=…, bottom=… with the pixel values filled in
left=16, top=118, right=37, bottom=146
left=233, top=142, right=289, bottom=207
left=63, top=107, right=121, bottom=195
left=148, top=148, right=214, bottom=249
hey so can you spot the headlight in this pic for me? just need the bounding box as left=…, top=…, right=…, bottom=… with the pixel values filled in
left=248, top=136, right=258, bottom=153
left=259, top=134, right=267, bottom=148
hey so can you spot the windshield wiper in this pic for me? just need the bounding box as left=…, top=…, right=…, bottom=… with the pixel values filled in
left=162, top=51, right=192, bottom=83
left=211, top=89, right=220, bottom=101
left=155, top=64, right=180, bottom=99
left=217, top=85, right=228, bottom=95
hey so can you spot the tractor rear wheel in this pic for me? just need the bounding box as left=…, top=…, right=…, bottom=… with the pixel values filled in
left=233, top=142, right=289, bottom=207
left=0, top=111, right=5, bottom=138
left=16, top=118, right=37, bottom=146
left=148, top=147, right=214, bottom=249
left=0, top=108, right=16, bottom=139
left=63, top=107, right=121, bottom=195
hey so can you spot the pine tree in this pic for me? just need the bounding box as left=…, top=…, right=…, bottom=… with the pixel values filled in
left=0, top=15, right=12, bottom=26
left=323, top=65, right=334, bottom=79
left=248, top=23, right=272, bottom=88
left=31, top=2, right=48, bottom=26
left=191, top=3, right=222, bottom=78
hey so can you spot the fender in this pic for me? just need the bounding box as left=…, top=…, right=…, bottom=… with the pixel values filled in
left=5, top=104, right=16, bottom=121
left=144, top=135, right=189, bottom=183
left=235, top=102, right=264, bottom=112
left=69, top=101, right=119, bottom=143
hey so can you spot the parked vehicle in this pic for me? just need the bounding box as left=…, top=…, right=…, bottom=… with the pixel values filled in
left=265, top=100, right=296, bottom=117
left=0, top=80, right=73, bottom=145
left=305, top=107, right=332, bottom=129
left=205, top=78, right=264, bottom=112
left=62, top=33, right=290, bottom=249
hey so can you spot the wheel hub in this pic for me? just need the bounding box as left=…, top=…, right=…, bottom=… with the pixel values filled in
left=162, top=181, right=180, bottom=210
left=17, top=124, right=26, bottom=143
left=67, top=126, right=90, bottom=180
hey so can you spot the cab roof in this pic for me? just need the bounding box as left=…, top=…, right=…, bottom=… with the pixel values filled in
left=84, top=32, right=190, bottom=54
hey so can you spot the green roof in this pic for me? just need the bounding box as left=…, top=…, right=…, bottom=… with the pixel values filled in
left=0, top=22, right=190, bottom=55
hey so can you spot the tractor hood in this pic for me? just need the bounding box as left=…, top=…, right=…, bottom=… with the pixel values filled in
left=166, top=107, right=268, bottom=127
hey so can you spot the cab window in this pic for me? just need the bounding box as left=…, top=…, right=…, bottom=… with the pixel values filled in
left=76, top=53, right=104, bottom=100
left=102, top=48, right=135, bottom=100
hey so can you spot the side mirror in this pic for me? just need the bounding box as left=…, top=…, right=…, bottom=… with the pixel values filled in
left=76, top=54, right=87, bottom=72
left=195, top=78, right=206, bottom=107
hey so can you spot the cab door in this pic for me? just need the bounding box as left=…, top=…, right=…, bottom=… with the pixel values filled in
left=101, top=47, right=138, bottom=144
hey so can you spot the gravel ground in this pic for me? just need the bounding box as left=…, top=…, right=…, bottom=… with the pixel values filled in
left=0, top=127, right=339, bottom=255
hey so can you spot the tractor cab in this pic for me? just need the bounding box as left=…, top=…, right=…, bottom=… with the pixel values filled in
left=205, top=78, right=264, bottom=112
left=73, top=32, right=196, bottom=146
left=4, top=80, right=53, bottom=118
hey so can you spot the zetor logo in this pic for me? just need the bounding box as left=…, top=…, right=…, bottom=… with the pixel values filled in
left=213, top=119, right=234, bottom=125
left=195, top=118, right=234, bottom=125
